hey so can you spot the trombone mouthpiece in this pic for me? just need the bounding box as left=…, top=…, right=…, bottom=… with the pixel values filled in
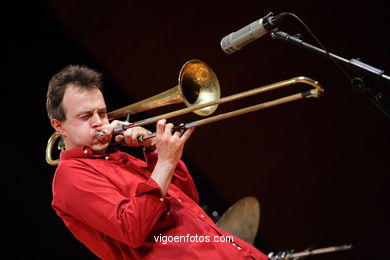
left=96, top=129, right=109, bottom=137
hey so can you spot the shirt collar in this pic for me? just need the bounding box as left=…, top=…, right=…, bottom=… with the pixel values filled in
left=60, top=146, right=115, bottom=161
left=59, top=146, right=149, bottom=169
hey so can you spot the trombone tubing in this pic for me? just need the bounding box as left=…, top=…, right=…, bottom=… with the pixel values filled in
left=187, top=89, right=316, bottom=128
left=116, top=76, right=323, bottom=133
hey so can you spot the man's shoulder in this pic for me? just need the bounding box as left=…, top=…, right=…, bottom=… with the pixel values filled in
left=53, top=156, right=102, bottom=185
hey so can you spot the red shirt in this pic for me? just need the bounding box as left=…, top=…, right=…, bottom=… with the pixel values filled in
left=52, top=146, right=268, bottom=260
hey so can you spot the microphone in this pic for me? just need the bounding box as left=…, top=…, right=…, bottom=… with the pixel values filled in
left=220, top=12, right=282, bottom=54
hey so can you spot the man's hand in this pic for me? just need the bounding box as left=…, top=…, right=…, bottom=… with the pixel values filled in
left=155, top=119, right=193, bottom=165
left=97, top=120, right=153, bottom=147
left=151, top=119, right=194, bottom=194
left=116, top=126, right=153, bottom=147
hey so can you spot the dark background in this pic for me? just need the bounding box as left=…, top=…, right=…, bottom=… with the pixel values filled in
left=3, top=0, right=389, bottom=259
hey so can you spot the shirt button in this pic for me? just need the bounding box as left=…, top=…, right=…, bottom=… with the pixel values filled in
left=83, top=149, right=88, bottom=154
left=105, top=156, right=109, bottom=160
left=166, top=211, right=170, bottom=216
left=200, top=214, right=205, bottom=218
left=232, top=242, right=236, bottom=246
left=237, top=247, right=241, bottom=250
left=177, top=199, right=182, bottom=202
left=160, top=197, right=164, bottom=202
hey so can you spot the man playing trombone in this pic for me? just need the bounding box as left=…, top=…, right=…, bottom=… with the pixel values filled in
left=46, top=65, right=267, bottom=259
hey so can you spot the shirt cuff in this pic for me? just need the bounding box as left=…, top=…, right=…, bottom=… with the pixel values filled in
left=135, top=177, right=171, bottom=209
left=135, top=177, right=162, bottom=196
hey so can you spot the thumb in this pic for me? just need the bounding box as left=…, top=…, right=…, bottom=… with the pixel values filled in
left=115, top=135, right=125, bottom=144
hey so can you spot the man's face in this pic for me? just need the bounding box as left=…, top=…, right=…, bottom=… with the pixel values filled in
left=55, top=84, right=110, bottom=154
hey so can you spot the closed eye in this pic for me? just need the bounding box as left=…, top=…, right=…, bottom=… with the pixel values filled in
left=79, top=113, right=93, bottom=120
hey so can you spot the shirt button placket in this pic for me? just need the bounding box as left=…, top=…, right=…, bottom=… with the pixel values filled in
left=231, top=242, right=242, bottom=250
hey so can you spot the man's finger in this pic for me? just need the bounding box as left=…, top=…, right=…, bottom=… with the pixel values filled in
left=165, top=123, right=174, bottom=134
left=131, top=128, right=141, bottom=144
left=173, top=130, right=181, bottom=138
left=156, top=119, right=166, bottom=136
left=180, top=127, right=194, bottom=142
left=97, top=120, right=129, bottom=136
left=115, top=135, right=124, bottom=144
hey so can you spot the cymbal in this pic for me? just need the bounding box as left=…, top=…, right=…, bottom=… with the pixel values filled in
left=216, top=196, right=260, bottom=245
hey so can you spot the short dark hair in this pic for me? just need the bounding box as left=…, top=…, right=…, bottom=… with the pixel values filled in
left=46, top=65, right=103, bottom=121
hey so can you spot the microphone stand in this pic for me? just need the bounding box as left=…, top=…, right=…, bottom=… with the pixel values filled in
left=268, top=244, right=352, bottom=260
left=270, top=29, right=390, bottom=118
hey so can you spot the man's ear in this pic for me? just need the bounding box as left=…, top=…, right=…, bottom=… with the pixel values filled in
left=51, top=119, right=66, bottom=137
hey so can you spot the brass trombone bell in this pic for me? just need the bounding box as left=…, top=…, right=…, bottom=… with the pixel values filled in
left=107, top=59, right=221, bottom=119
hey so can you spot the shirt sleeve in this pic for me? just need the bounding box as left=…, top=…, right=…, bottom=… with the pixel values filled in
left=144, top=151, right=199, bottom=203
left=52, top=160, right=170, bottom=248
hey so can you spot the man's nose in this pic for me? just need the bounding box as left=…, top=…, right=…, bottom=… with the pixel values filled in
left=91, top=112, right=103, bottom=128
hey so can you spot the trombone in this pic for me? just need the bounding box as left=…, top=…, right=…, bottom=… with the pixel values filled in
left=46, top=59, right=324, bottom=166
